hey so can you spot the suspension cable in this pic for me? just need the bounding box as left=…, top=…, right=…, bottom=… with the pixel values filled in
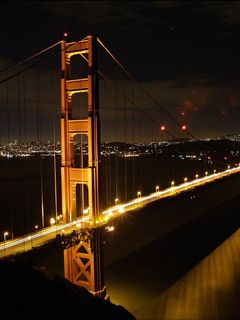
left=99, top=70, right=176, bottom=139
left=79, top=52, right=176, bottom=139
left=0, top=38, right=86, bottom=86
left=97, top=37, right=236, bottom=170
left=0, top=41, right=61, bottom=74
left=97, top=37, right=195, bottom=140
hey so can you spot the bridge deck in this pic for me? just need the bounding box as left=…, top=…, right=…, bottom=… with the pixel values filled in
left=1, top=166, right=240, bottom=259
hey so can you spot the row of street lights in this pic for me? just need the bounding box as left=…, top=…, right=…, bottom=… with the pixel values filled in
left=2, top=215, right=61, bottom=244
left=2, top=165, right=236, bottom=249
left=114, top=168, right=222, bottom=204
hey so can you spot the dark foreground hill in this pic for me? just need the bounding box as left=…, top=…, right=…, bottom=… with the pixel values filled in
left=0, top=260, right=136, bottom=320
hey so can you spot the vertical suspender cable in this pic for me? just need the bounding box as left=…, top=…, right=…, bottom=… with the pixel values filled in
left=132, top=82, right=136, bottom=198
left=123, top=82, right=127, bottom=202
left=105, top=82, right=109, bottom=208
left=52, top=68, right=58, bottom=223
left=115, top=89, right=118, bottom=202
left=107, top=83, right=111, bottom=206
left=80, top=134, right=84, bottom=215
left=6, top=70, right=14, bottom=238
left=36, top=67, right=45, bottom=229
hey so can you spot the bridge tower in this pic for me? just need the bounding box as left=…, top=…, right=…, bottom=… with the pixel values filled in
left=60, top=35, right=106, bottom=298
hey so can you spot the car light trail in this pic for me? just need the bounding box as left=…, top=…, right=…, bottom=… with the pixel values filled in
left=0, top=216, right=89, bottom=252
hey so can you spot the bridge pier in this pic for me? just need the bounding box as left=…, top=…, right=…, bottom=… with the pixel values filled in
left=61, top=35, right=105, bottom=298
left=64, top=228, right=106, bottom=298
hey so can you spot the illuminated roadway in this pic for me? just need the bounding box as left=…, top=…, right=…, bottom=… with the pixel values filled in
left=1, top=165, right=240, bottom=259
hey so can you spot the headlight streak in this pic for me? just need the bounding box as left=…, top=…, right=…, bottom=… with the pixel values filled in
left=0, top=216, right=89, bottom=251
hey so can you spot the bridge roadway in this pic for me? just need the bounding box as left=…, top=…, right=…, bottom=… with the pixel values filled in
left=1, top=165, right=240, bottom=259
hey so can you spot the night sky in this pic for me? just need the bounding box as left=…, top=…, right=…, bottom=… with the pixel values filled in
left=1, top=1, right=240, bottom=139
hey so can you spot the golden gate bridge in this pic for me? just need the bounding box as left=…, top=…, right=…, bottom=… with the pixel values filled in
left=0, top=34, right=239, bottom=299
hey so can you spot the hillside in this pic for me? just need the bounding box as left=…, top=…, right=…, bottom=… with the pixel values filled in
left=0, top=260, right=135, bottom=320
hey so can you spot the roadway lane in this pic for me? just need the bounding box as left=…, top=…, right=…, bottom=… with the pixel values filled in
left=0, top=218, right=90, bottom=259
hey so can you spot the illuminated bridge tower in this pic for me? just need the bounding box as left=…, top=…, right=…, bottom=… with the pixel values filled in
left=61, top=35, right=106, bottom=298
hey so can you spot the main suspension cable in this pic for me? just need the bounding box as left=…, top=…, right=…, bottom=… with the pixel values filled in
left=97, top=37, right=195, bottom=140
left=79, top=51, right=176, bottom=139
left=0, top=41, right=61, bottom=74
left=0, top=38, right=85, bottom=86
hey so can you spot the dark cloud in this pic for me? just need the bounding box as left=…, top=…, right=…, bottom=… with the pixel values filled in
left=190, top=1, right=240, bottom=26
left=1, top=1, right=240, bottom=138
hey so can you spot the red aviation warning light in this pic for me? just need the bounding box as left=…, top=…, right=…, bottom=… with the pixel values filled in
left=160, top=125, right=166, bottom=131
left=181, top=125, right=187, bottom=130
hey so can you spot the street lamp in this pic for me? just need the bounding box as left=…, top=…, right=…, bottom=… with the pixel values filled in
left=3, top=232, right=8, bottom=255
left=4, top=231, right=8, bottom=243
left=184, top=177, right=188, bottom=182
left=34, top=225, right=38, bottom=231
left=155, top=185, right=159, bottom=192
left=171, top=181, right=175, bottom=187
left=56, top=214, right=63, bottom=222
left=83, top=208, right=89, bottom=215
left=137, top=191, right=141, bottom=198
left=205, top=171, right=208, bottom=176
left=195, top=174, right=199, bottom=179
left=50, top=217, right=56, bottom=226
left=115, top=198, right=119, bottom=205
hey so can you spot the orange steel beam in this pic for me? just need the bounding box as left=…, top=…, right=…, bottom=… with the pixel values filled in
left=61, top=35, right=106, bottom=298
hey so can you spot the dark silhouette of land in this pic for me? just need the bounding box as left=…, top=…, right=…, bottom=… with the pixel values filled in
left=0, top=259, right=135, bottom=320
